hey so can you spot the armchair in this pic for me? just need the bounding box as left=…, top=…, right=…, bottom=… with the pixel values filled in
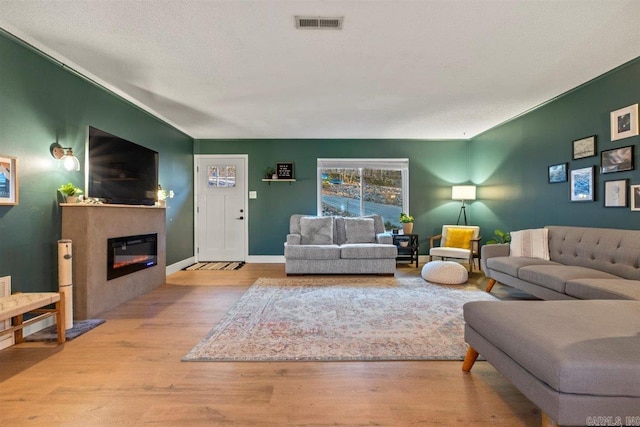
left=428, top=225, right=481, bottom=272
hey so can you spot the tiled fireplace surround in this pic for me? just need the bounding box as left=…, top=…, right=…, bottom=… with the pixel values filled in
left=61, top=204, right=166, bottom=320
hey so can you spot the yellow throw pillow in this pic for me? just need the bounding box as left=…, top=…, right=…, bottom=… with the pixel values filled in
left=444, top=228, right=474, bottom=249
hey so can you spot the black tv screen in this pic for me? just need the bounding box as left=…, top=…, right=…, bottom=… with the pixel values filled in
left=87, top=127, right=158, bottom=206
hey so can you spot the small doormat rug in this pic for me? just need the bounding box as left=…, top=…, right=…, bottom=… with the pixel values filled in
left=25, top=319, right=105, bottom=342
left=184, top=261, right=245, bottom=271
left=183, top=277, right=498, bottom=362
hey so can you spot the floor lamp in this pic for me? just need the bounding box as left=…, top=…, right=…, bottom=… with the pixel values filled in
left=452, top=185, right=476, bottom=225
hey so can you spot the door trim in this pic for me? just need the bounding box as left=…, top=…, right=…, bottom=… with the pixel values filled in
left=193, top=154, right=249, bottom=262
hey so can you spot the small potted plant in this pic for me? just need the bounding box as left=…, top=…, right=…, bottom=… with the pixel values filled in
left=58, top=182, right=83, bottom=204
left=400, top=212, right=414, bottom=234
left=264, top=166, right=275, bottom=179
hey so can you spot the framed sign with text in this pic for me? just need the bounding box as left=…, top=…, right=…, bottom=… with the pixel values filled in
left=276, top=162, right=295, bottom=179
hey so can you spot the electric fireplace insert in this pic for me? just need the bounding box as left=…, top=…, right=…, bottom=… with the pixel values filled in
left=107, top=233, right=158, bottom=280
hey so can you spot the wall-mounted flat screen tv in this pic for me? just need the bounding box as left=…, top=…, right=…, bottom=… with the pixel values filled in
left=87, top=127, right=158, bottom=206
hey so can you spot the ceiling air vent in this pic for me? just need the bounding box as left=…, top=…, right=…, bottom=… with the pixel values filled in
left=295, top=16, right=343, bottom=30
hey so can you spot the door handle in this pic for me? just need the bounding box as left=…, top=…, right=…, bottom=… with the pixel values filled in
left=236, top=216, right=244, bottom=220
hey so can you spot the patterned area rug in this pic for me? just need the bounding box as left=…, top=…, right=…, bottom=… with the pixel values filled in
left=184, top=261, right=245, bottom=271
left=183, top=277, right=498, bottom=362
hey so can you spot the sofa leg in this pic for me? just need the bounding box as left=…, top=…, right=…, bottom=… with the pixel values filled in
left=541, top=411, right=560, bottom=427
left=462, top=346, right=479, bottom=372
left=485, top=278, right=496, bottom=293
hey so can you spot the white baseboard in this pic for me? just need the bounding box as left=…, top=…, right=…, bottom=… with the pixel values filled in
left=246, top=255, right=285, bottom=263
left=166, top=257, right=196, bottom=275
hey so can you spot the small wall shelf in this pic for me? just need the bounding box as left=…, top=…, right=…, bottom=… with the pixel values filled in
left=262, top=179, right=296, bottom=185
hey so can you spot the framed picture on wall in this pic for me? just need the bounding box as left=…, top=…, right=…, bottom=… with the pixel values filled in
left=0, top=155, right=18, bottom=206
left=572, top=135, right=596, bottom=160
left=276, top=162, right=295, bottom=179
left=604, top=179, right=628, bottom=208
left=570, top=166, right=594, bottom=202
left=631, top=185, right=640, bottom=211
left=548, top=163, right=568, bottom=183
left=610, top=104, right=639, bottom=141
left=601, top=145, right=634, bottom=174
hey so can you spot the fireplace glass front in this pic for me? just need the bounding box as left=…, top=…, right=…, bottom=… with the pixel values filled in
left=107, top=233, right=158, bottom=280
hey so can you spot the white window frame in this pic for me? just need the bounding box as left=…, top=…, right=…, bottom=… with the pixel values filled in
left=317, top=158, right=409, bottom=217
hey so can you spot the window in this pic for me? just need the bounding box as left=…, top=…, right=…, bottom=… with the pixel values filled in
left=317, top=158, right=409, bottom=230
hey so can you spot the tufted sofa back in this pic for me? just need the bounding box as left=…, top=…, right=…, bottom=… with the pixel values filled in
left=547, top=226, right=640, bottom=280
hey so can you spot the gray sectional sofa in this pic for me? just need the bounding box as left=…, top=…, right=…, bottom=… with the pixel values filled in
left=481, top=225, right=640, bottom=300
left=464, top=226, right=640, bottom=426
left=284, top=214, right=397, bottom=275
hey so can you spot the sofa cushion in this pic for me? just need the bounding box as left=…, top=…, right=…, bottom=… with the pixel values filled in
left=464, top=300, right=640, bottom=397
left=284, top=244, right=341, bottom=260
left=565, top=278, right=640, bottom=300
left=340, top=244, right=397, bottom=260
left=547, top=225, right=640, bottom=280
left=430, top=247, right=472, bottom=259
left=486, top=256, right=558, bottom=277
left=444, top=228, right=474, bottom=249
left=510, top=228, right=549, bottom=260
left=364, top=214, right=385, bottom=234
left=344, top=217, right=376, bottom=243
left=300, top=216, right=334, bottom=245
left=518, top=265, right=620, bottom=294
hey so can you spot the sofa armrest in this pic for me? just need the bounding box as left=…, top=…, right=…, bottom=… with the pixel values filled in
left=480, top=243, right=509, bottom=274
left=286, top=234, right=301, bottom=245
left=481, top=243, right=509, bottom=259
left=376, top=233, right=393, bottom=245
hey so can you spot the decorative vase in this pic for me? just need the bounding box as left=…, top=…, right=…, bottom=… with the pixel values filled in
left=402, top=222, right=414, bottom=234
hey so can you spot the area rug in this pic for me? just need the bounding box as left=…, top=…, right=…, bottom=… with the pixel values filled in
left=184, top=261, right=245, bottom=271
left=183, top=277, right=498, bottom=362
left=24, top=319, right=105, bottom=342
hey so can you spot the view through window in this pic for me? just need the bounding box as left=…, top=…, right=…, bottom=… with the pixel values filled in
left=317, top=159, right=409, bottom=230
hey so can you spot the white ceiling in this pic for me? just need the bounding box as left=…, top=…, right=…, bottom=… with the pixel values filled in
left=1, top=0, right=640, bottom=140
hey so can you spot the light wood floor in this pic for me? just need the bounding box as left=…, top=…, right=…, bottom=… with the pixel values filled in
left=0, top=264, right=539, bottom=426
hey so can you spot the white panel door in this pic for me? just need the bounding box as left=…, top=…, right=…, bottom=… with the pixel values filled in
left=196, top=156, right=247, bottom=261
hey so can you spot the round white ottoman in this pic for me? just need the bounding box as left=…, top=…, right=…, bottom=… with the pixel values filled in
left=421, top=261, right=468, bottom=284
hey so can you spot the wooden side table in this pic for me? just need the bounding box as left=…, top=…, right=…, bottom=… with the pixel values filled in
left=393, top=233, right=419, bottom=268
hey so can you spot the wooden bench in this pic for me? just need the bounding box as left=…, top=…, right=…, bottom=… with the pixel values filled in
left=0, top=292, right=66, bottom=345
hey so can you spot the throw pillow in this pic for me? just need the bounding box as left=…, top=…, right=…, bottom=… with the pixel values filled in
left=300, top=216, right=334, bottom=245
left=443, top=228, right=475, bottom=249
left=344, top=217, right=376, bottom=244
left=510, top=228, right=550, bottom=260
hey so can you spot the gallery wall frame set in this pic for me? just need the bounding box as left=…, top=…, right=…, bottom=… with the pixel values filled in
left=631, top=185, right=640, bottom=211
left=572, top=135, right=596, bottom=160
left=548, top=163, right=568, bottom=183
left=610, top=104, right=639, bottom=141
left=570, top=166, right=594, bottom=202
left=604, top=179, right=628, bottom=208
left=0, top=155, right=18, bottom=206
left=601, top=145, right=634, bottom=174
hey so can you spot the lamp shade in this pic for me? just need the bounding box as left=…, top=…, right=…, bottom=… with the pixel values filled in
left=451, top=185, right=476, bottom=201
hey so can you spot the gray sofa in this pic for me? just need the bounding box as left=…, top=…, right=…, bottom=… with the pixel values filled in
left=481, top=225, right=640, bottom=300
left=284, top=214, right=397, bottom=275
left=464, top=226, right=640, bottom=426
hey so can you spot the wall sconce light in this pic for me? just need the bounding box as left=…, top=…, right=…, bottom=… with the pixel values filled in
left=50, top=142, right=80, bottom=171
left=451, top=185, right=477, bottom=225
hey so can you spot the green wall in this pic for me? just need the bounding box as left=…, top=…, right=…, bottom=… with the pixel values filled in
left=0, top=32, right=194, bottom=293
left=471, top=57, right=640, bottom=235
left=3, top=25, right=638, bottom=289
left=195, top=139, right=472, bottom=255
